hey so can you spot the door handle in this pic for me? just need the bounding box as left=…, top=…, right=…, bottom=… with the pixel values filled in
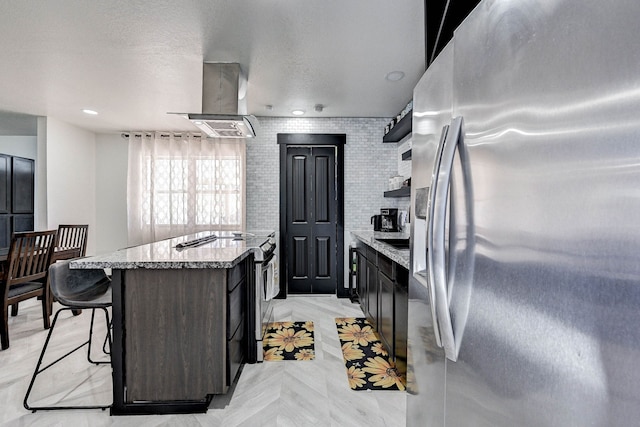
left=429, top=116, right=463, bottom=362
left=426, top=125, right=449, bottom=349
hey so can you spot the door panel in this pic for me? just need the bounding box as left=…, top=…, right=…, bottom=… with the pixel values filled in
left=0, top=155, right=10, bottom=214
left=293, top=236, right=308, bottom=278
left=286, top=145, right=337, bottom=294
left=292, top=156, right=307, bottom=222
left=314, top=155, right=329, bottom=222
left=12, top=157, right=34, bottom=214
left=315, top=236, right=330, bottom=277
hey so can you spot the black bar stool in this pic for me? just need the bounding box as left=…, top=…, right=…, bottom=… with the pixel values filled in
left=24, top=258, right=112, bottom=411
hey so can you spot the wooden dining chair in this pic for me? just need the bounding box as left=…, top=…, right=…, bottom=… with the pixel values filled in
left=55, top=224, right=88, bottom=257
left=0, top=230, right=57, bottom=350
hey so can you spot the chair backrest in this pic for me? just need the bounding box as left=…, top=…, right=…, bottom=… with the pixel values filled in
left=6, top=230, right=57, bottom=286
left=56, top=225, right=88, bottom=257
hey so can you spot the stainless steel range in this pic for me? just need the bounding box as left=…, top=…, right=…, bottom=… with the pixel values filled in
left=245, top=231, right=278, bottom=363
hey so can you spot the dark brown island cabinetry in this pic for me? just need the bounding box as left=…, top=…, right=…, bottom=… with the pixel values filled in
left=110, top=256, right=251, bottom=415
left=353, top=243, right=408, bottom=374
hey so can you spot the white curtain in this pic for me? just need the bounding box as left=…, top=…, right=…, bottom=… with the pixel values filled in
left=127, top=132, right=246, bottom=246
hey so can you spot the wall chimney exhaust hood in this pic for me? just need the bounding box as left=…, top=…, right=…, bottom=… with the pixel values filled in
left=180, top=63, right=258, bottom=138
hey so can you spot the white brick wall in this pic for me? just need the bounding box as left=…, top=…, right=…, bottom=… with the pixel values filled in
left=246, top=116, right=410, bottom=290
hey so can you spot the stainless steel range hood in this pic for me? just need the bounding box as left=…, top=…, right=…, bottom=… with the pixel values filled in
left=182, top=63, right=257, bottom=138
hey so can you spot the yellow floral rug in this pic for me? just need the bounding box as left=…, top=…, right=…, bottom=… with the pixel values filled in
left=263, top=321, right=315, bottom=361
left=336, top=317, right=406, bottom=391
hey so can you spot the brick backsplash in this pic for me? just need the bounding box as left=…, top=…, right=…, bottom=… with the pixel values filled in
left=246, top=116, right=410, bottom=289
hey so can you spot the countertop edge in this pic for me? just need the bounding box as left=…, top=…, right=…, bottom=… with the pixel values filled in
left=68, top=231, right=271, bottom=270
left=350, top=230, right=410, bottom=270
left=70, top=250, right=252, bottom=270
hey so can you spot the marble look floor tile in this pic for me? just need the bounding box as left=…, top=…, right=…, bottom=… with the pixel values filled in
left=0, top=296, right=406, bottom=427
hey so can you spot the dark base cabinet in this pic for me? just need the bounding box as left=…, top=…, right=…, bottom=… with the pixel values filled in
left=394, top=266, right=409, bottom=375
left=356, top=249, right=368, bottom=312
left=378, top=269, right=394, bottom=356
left=365, top=256, right=378, bottom=329
left=110, top=257, right=250, bottom=415
left=353, top=240, right=409, bottom=373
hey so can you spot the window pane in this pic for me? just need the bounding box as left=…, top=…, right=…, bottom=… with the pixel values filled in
left=154, top=193, right=170, bottom=225
left=196, top=193, right=216, bottom=225
left=132, top=139, right=244, bottom=234
left=196, top=159, right=215, bottom=191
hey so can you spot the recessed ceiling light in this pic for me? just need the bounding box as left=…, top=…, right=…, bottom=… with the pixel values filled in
left=292, top=110, right=305, bottom=116
left=82, top=109, right=98, bottom=115
left=385, top=71, right=405, bottom=82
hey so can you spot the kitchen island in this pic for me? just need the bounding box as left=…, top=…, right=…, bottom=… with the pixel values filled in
left=70, top=231, right=272, bottom=415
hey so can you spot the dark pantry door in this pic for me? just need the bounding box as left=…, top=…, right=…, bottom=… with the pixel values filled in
left=285, top=145, right=338, bottom=294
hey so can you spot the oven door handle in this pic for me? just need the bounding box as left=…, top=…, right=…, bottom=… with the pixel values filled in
left=260, top=251, right=275, bottom=266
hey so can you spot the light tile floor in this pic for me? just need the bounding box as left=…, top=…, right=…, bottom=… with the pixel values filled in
left=0, top=295, right=406, bottom=427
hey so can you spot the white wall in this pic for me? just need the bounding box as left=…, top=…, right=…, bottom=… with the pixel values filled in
left=95, top=133, right=128, bottom=253
left=36, top=117, right=47, bottom=229
left=45, top=117, right=98, bottom=254
left=0, top=136, right=37, bottom=159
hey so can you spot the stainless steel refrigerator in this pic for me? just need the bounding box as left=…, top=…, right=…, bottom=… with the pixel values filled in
left=408, top=0, right=640, bottom=425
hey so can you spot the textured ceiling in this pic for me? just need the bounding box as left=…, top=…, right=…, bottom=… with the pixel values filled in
left=0, top=0, right=425, bottom=135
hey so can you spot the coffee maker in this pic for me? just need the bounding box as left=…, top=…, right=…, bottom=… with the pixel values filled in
left=380, top=208, right=399, bottom=232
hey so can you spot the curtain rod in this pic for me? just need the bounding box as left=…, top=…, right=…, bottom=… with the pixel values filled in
left=120, top=132, right=202, bottom=139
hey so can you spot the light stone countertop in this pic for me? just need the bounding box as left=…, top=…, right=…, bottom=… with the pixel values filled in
left=350, top=230, right=410, bottom=270
left=70, top=231, right=274, bottom=270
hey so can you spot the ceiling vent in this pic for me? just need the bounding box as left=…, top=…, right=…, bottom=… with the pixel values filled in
left=180, top=63, right=258, bottom=138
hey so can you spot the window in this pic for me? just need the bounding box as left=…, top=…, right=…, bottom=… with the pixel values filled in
left=127, top=133, right=245, bottom=245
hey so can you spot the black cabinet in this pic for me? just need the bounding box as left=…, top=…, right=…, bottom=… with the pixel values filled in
left=365, top=257, right=378, bottom=329
left=353, top=240, right=409, bottom=372
left=12, top=157, right=34, bottom=213
left=394, top=266, right=409, bottom=374
left=0, top=155, right=35, bottom=249
left=0, top=155, right=10, bottom=214
left=378, top=267, right=394, bottom=357
left=355, top=249, right=368, bottom=315
left=227, top=258, right=248, bottom=385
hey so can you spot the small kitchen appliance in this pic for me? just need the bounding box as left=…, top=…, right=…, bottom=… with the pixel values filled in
left=380, top=208, right=399, bottom=232
left=371, top=215, right=383, bottom=231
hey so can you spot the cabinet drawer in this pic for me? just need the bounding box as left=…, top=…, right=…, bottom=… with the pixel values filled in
left=227, top=279, right=245, bottom=337
left=366, top=246, right=377, bottom=261
left=228, top=260, right=246, bottom=292
left=227, top=318, right=245, bottom=386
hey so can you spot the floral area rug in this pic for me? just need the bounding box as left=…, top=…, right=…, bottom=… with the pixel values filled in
left=263, top=321, right=315, bottom=361
left=336, top=317, right=406, bottom=391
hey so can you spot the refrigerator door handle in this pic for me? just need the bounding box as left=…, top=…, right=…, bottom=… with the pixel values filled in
left=426, top=125, right=449, bottom=348
left=430, top=116, right=463, bottom=362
